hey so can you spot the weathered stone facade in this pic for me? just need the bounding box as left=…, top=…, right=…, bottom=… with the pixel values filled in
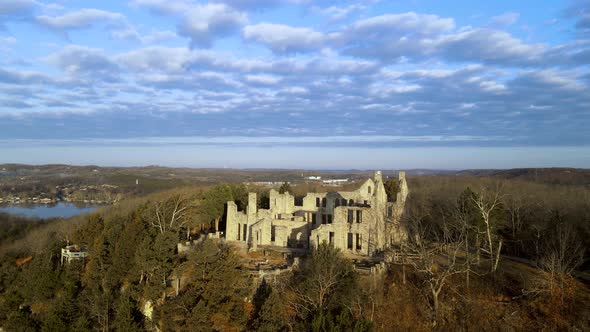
left=225, top=171, right=409, bottom=256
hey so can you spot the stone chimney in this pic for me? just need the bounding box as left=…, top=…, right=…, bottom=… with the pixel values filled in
left=247, top=192, right=257, bottom=215
left=374, top=170, right=383, bottom=183
left=396, top=171, right=409, bottom=204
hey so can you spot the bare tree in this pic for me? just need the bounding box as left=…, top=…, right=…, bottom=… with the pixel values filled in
left=402, top=216, right=469, bottom=325
left=143, top=194, right=196, bottom=235
left=536, top=223, right=585, bottom=293
left=451, top=202, right=479, bottom=290
left=281, top=243, right=358, bottom=323
left=519, top=222, right=585, bottom=327
left=389, top=190, right=433, bottom=285
left=504, top=193, right=528, bottom=238
left=471, top=186, right=504, bottom=272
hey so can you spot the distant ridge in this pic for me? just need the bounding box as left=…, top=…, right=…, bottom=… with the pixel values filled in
left=1, top=164, right=589, bottom=185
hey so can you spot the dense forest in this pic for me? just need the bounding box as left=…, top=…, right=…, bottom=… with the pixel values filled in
left=0, top=213, right=49, bottom=245
left=0, top=172, right=588, bottom=331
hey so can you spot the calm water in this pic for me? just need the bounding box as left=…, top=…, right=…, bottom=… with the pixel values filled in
left=0, top=202, right=102, bottom=219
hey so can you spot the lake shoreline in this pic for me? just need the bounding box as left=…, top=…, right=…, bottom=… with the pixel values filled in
left=0, top=197, right=113, bottom=205
left=0, top=202, right=106, bottom=219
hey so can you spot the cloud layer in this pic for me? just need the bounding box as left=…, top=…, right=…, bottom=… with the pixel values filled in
left=0, top=0, right=588, bottom=154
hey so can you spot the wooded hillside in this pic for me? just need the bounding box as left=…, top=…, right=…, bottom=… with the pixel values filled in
left=0, top=171, right=588, bottom=331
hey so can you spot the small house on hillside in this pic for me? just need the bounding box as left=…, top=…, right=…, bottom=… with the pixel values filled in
left=61, top=244, right=89, bottom=264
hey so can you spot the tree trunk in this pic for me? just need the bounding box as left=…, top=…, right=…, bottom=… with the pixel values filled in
left=465, top=238, right=470, bottom=290
left=432, top=289, right=440, bottom=324
left=402, top=249, right=407, bottom=285
left=484, top=217, right=494, bottom=265
left=475, top=234, right=481, bottom=265
left=511, top=210, right=517, bottom=238
left=104, top=301, right=110, bottom=332
left=493, top=239, right=503, bottom=272
left=215, top=217, right=220, bottom=233
left=402, top=261, right=406, bottom=285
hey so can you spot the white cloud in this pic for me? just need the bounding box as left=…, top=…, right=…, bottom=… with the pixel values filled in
left=243, top=23, right=328, bottom=53
left=111, top=26, right=141, bottom=41
left=564, top=0, right=590, bottom=37
left=524, top=70, right=586, bottom=91
left=36, top=8, right=125, bottom=30
left=350, top=12, right=455, bottom=36
left=478, top=80, right=507, bottom=92
left=338, top=12, right=456, bottom=60
left=143, top=30, right=177, bottom=43
left=489, top=12, right=519, bottom=27
left=436, top=28, right=545, bottom=65
left=134, top=1, right=247, bottom=47
left=0, top=67, right=51, bottom=85
left=0, top=0, right=35, bottom=28
left=344, top=21, right=547, bottom=65
left=312, top=4, right=366, bottom=21
left=178, top=3, right=247, bottom=47
left=0, top=36, right=17, bottom=44
left=368, top=83, right=421, bottom=97
left=117, top=46, right=211, bottom=73
left=281, top=86, right=308, bottom=94
left=529, top=104, right=552, bottom=110
left=131, top=0, right=192, bottom=15
left=245, top=74, right=281, bottom=85
left=214, top=0, right=282, bottom=10
left=112, top=26, right=177, bottom=44
left=44, top=45, right=120, bottom=81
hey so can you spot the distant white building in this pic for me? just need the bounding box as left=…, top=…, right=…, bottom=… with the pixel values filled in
left=306, top=176, right=322, bottom=180
left=322, top=179, right=349, bottom=185
left=246, top=181, right=289, bottom=187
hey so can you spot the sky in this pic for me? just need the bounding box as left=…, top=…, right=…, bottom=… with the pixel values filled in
left=0, top=0, right=589, bottom=169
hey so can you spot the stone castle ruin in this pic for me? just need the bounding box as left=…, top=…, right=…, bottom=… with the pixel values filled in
left=225, top=171, right=409, bottom=256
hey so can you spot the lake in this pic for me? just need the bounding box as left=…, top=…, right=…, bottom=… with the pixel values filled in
left=0, top=202, right=102, bottom=219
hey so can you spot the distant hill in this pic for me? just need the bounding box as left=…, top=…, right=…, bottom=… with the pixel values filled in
left=1, top=164, right=589, bottom=187
left=454, top=168, right=590, bottom=186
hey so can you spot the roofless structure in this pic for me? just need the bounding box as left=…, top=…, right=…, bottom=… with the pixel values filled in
left=225, top=171, right=409, bottom=256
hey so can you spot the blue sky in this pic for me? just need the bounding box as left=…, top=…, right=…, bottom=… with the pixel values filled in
left=0, top=0, right=589, bottom=169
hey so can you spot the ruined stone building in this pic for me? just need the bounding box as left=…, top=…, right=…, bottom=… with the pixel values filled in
left=225, top=171, right=409, bottom=256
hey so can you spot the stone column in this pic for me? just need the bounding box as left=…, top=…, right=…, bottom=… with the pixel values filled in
left=246, top=192, right=257, bottom=246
